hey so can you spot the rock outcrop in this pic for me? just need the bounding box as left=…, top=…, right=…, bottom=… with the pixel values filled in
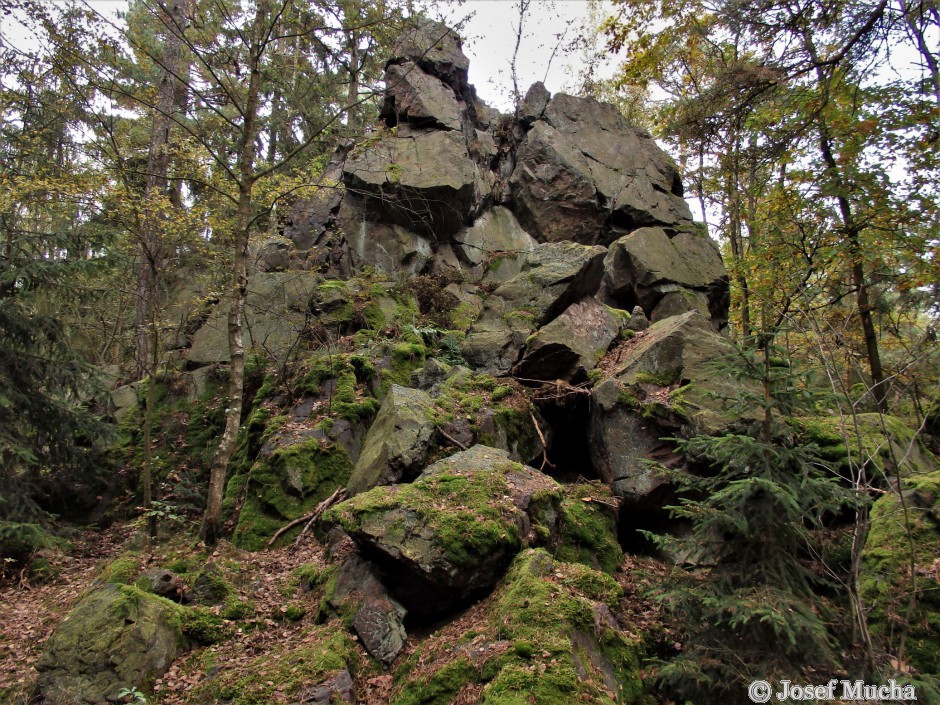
left=325, top=445, right=563, bottom=614
left=37, top=584, right=185, bottom=703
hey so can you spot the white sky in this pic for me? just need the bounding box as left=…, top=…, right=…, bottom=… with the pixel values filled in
left=432, top=1, right=616, bottom=112
left=0, top=0, right=613, bottom=114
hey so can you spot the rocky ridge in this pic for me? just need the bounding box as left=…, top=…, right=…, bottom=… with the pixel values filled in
left=48, top=16, right=937, bottom=705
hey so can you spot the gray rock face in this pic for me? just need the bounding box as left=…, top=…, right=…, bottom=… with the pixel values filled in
left=37, top=584, right=184, bottom=704
left=604, top=226, right=728, bottom=327
left=589, top=380, right=676, bottom=506
left=346, top=384, right=435, bottom=495
left=515, top=297, right=625, bottom=382
left=343, top=128, right=482, bottom=240
left=339, top=204, right=433, bottom=276
left=382, top=62, right=464, bottom=131
left=589, top=311, right=761, bottom=505
left=520, top=81, right=550, bottom=124
left=462, top=242, right=607, bottom=374
left=510, top=93, right=692, bottom=245
left=283, top=139, right=353, bottom=252
left=187, top=271, right=321, bottom=366
left=453, top=206, right=538, bottom=269
left=326, top=554, right=407, bottom=665
left=389, top=17, right=470, bottom=91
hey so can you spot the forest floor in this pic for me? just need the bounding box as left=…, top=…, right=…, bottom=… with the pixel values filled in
left=0, top=523, right=357, bottom=703
left=0, top=522, right=668, bottom=705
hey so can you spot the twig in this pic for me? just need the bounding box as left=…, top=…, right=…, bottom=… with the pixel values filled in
left=267, top=486, right=347, bottom=547
left=438, top=427, right=469, bottom=451
left=529, top=411, right=554, bottom=471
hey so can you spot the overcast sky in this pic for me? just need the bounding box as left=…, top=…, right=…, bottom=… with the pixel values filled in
left=18, top=0, right=614, bottom=113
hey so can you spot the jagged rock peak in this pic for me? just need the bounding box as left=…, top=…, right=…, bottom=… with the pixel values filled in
left=386, top=16, right=470, bottom=91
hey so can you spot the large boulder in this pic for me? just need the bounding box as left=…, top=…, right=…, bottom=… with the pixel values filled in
left=187, top=271, right=320, bottom=366
left=338, top=207, right=433, bottom=276
left=37, top=584, right=185, bottom=704
left=381, top=62, right=464, bottom=131
left=345, top=384, right=436, bottom=496
left=604, top=226, right=728, bottom=327
left=514, top=297, right=625, bottom=382
left=510, top=92, right=692, bottom=245
left=232, top=435, right=354, bottom=551
left=342, top=128, right=482, bottom=240
left=324, top=445, right=563, bottom=614
left=388, top=16, right=470, bottom=92
left=590, top=311, right=759, bottom=505
left=452, top=205, right=538, bottom=271
left=323, top=554, right=408, bottom=665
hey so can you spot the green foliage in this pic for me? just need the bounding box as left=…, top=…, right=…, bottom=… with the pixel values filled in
left=0, top=521, right=68, bottom=563
left=645, top=432, right=853, bottom=701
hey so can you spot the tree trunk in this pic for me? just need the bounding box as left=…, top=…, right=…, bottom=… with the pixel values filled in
left=135, top=0, right=186, bottom=380
left=202, top=5, right=265, bottom=545
left=137, top=0, right=187, bottom=538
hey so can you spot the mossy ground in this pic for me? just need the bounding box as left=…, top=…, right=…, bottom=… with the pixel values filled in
left=190, top=622, right=361, bottom=705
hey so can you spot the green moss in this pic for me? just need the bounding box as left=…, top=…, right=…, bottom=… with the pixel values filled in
left=634, top=370, right=681, bottom=387
left=291, top=563, right=326, bottom=593
left=491, top=385, right=513, bottom=402
left=392, top=657, right=479, bottom=705
left=330, top=367, right=381, bottom=421
left=190, top=566, right=233, bottom=604
left=180, top=607, right=233, bottom=645
left=327, top=468, right=526, bottom=568
left=233, top=440, right=353, bottom=551
left=860, top=467, right=940, bottom=675
left=98, top=554, right=141, bottom=585
left=222, top=598, right=255, bottom=621
left=554, top=485, right=623, bottom=575
left=391, top=550, right=646, bottom=705
left=378, top=343, right=426, bottom=398
left=191, top=623, right=359, bottom=705
left=796, top=414, right=935, bottom=480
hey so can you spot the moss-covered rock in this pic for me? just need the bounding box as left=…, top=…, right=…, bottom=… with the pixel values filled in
left=233, top=438, right=353, bottom=550
left=860, top=466, right=940, bottom=676
left=346, top=384, right=436, bottom=496
left=325, top=445, right=563, bottom=612
left=553, top=484, right=623, bottom=575
left=36, top=584, right=186, bottom=703
left=390, top=549, right=647, bottom=705
left=191, top=622, right=361, bottom=705
left=796, top=413, right=937, bottom=481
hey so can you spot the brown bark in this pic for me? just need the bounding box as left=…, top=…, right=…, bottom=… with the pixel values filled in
left=137, top=0, right=188, bottom=538
left=202, top=4, right=266, bottom=546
